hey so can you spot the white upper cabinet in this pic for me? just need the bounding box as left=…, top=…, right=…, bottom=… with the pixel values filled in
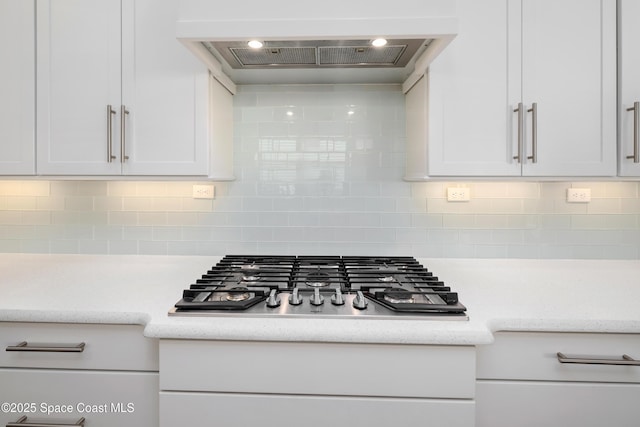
left=36, top=0, right=209, bottom=176
left=518, top=0, right=616, bottom=176
left=120, top=0, right=208, bottom=176
left=0, top=0, right=35, bottom=175
left=36, top=0, right=122, bottom=175
left=408, top=0, right=518, bottom=179
left=408, top=0, right=616, bottom=178
left=618, top=0, right=640, bottom=176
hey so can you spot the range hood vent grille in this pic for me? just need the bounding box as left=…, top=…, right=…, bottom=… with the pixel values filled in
left=230, top=46, right=317, bottom=66
left=206, top=39, right=428, bottom=69
left=319, top=45, right=407, bottom=66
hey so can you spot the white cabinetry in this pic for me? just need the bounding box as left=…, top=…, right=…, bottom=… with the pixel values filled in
left=618, top=0, right=640, bottom=176
left=36, top=0, right=209, bottom=176
left=0, top=0, right=35, bottom=175
left=406, top=0, right=616, bottom=179
left=160, top=339, right=476, bottom=427
left=0, top=322, right=159, bottom=427
left=476, top=332, right=640, bottom=427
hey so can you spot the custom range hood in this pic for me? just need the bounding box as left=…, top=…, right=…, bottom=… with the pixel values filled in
left=176, top=0, right=458, bottom=93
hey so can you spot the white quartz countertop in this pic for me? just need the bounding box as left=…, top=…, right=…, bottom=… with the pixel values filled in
left=0, top=254, right=638, bottom=345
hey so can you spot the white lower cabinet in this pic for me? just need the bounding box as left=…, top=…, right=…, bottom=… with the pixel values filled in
left=0, top=369, right=158, bottom=427
left=159, top=339, right=476, bottom=427
left=477, top=380, right=640, bottom=427
left=0, top=322, right=159, bottom=427
left=160, top=392, right=474, bottom=427
left=476, top=332, right=640, bottom=427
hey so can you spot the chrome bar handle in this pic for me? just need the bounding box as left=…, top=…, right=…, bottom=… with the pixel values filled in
left=627, top=101, right=640, bottom=163
left=6, top=341, right=85, bottom=353
left=557, top=352, right=640, bottom=366
left=120, top=105, right=130, bottom=163
left=527, top=102, right=538, bottom=163
left=7, top=416, right=85, bottom=427
left=106, top=105, right=116, bottom=162
left=513, top=102, right=524, bottom=163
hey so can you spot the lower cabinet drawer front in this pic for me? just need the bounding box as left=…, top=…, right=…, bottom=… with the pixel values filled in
left=160, top=340, right=476, bottom=398
left=476, top=380, right=640, bottom=427
left=160, top=392, right=475, bottom=427
left=0, top=368, right=158, bottom=427
left=0, top=322, right=159, bottom=371
left=477, top=332, right=640, bottom=383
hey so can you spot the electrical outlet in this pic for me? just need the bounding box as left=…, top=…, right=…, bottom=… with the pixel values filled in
left=567, top=188, right=591, bottom=203
left=192, top=184, right=215, bottom=199
left=447, top=187, right=470, bottom=202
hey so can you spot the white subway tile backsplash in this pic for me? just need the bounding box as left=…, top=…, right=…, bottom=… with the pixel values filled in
left=7, top=196, right=37, bottom=210
left=0, top=85, right=638, bottom=258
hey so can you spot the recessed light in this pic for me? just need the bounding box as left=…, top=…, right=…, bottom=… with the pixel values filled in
left=371, top=38, right=388, bottom=47
left=247, top=40, right=263, bottom=49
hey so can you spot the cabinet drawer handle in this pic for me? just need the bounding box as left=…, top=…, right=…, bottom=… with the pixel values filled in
left=627, top=101, right=639, bottom=163
left=5, top=341, right=85, bottom=353
left=7, top=415, right=85, bottom=427
left=557, top=352, right=640, bottom=366
left=106, top=104, right=117, bottom=162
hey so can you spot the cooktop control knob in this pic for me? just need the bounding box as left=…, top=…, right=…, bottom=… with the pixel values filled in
left=266, top=289, right=281, bottom=308
left=331, top=288, right=345, bottom=306
left=352, top=291, right=368, bottom=310
left=309, top=288, right=324, bottom=306
left=288, top=288, right=303, bottom=306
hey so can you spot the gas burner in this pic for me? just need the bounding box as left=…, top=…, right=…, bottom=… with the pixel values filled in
left=225, top=287, right=251, bottom=302
left=377, top=275, right=396, bottom=282
left=384, top=289, right=415, bottom=304
left=242, top=275, right=260, bottom=282
left=240, top=264, right=260, bottom=271
left=305, top=271, right=331, bottom=287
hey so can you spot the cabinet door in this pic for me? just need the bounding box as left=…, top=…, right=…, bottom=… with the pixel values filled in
left=618, top=0, right=640, bottom=176
left=161, top=392, right=475, bottom=427
left=36, top=0, right=122, bottom=175
left=423, top=0, right=521, bottom=177
left=0, top=0, right=35, bottom=175
left=120, top=0, right=208, bottom=176
left=520, top=0, right=616, bottom=176
left=477, top=380, right=640, bottom=427
left=0, top=369, right=158, bottom=427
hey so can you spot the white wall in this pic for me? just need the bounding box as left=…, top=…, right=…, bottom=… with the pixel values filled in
left=0, top=84, right=638, bottom=258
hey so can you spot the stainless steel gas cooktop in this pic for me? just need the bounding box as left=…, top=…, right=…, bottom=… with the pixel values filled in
left=169, top=255, right=467, bottom=320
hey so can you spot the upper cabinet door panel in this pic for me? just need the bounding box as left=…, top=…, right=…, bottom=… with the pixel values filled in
left=0, top=0, right=35, bottom=175
left=120, top=0, right=208, bottom=176
left=36, top=0, right=122, bottom=175
left=618, top=0, right=640, bottom=176
left=520, top=0, right=616, bottom=176
left=426, top=0, right=521, bottom=177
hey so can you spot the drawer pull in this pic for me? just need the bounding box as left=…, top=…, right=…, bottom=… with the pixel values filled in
left=557, top=352, right=640, bottom=366
left=7, top=415, right=85, bottom=427
left=5, top=342, right=85, bottom=353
